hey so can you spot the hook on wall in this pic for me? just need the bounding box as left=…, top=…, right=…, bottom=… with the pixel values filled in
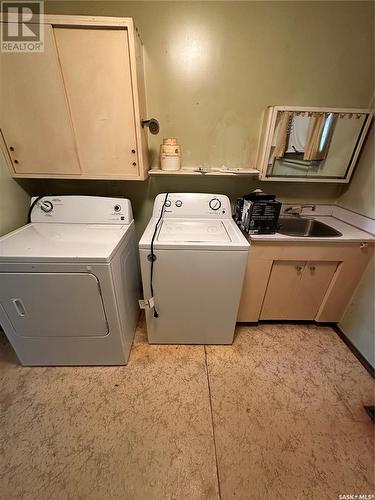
left=141, top=118, right=160, bottom=135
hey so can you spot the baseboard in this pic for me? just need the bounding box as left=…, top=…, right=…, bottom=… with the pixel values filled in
left=333, top=325, right=375, bottom=378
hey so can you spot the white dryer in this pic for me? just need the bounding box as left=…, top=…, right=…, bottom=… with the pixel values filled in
left=139, top=193, right=249, bottom=344
left=0, top=196, right=140, bottom=366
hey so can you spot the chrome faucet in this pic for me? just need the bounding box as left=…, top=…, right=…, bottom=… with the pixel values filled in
left=284, top=204, right=316, bottom=216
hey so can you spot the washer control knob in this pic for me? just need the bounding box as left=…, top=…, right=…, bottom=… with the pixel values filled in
left=114, top=204, right=121, bottom=212
left=164, top=200, right=172, bottom=208
left=175, top=200, right=183, bottom=207
left=209, top=198, right=221, bottom=211
left=40, top=201, right=53, bottom=213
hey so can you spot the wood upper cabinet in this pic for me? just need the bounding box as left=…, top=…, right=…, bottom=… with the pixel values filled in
left=260, top=260, right=338, bottom=320
left=0, top=25, right=81, bottom=175
left=54, top=26, right=138, bottom=178
left=0, top=16, right=150, bottom=179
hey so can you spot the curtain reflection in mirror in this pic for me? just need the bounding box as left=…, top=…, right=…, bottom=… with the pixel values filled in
left=268, top=111, right=365, bottom=178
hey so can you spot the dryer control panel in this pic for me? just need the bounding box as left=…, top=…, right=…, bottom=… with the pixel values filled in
left=30, top=196, right=133, bottom=224
left=152, top=193, right=231, bottom=218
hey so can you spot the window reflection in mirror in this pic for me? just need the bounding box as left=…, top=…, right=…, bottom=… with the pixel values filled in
left=267, top=111, right=367, bottom=179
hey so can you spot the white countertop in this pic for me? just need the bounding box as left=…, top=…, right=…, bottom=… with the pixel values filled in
left=248, top=216, right=375, bottom=243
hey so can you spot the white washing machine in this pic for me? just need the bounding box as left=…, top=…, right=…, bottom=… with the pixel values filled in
left=139, top=193, right=249, bottom=344
left=0, top=196, right=140, bottom=366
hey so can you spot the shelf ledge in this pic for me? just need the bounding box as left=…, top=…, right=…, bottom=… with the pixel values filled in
left=148, top=168, right=260, bottom=177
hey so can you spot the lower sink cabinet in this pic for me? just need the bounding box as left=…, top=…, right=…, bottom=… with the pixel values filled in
left=237, top=241, right=374, bottom=323
left=260, top=261, right=338, bottom=320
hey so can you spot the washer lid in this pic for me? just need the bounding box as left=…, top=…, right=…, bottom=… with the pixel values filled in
left=139, top=218, right=249, bottom=250
left=0, top=222, right=132, bottom=263
left=158, top=219, right=231, bottom=243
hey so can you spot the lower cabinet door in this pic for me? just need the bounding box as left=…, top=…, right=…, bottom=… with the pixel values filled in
left=237, top=258, right=273, bottom=322
left=260, top=261, right=305, bottom=320
left=260, top=260, right=338, bottom=320
left=296, top=261, right=338, bottom=320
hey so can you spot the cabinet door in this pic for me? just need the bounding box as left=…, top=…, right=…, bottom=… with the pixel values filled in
left=237, top=257, right=273, bottom=322
left=0, top=25, right=81, bottom=175
left=260, top=260, right=338, bottom=320
left=297, top=261, right=338, bottom=320
left=54, top=27, right=139, bottom=178
left=260, top=261, right=305, bottom=320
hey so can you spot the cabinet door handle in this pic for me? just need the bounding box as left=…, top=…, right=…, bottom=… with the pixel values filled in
left=309, top=265, right=316, bottom=272
left=296, top=265, right=303, bottom=272
left=360, top=242, right=368, bottom=249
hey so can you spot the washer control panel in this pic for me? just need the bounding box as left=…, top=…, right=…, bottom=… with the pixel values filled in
left=30, top=196, right=133, bottom=224
left=152, top=193, right=231, bottom=218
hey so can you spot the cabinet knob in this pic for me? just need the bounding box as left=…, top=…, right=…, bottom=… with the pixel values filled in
left=9, top=146, right=15, bottom=151
left=360, top=242, right=368, bottom=249
left=131, top=149, right=136, bottom=154
left=309, top=265, right=316, bottom=272
left=296, top=265, right=303, bottom=272
left=132, top=162, right=137, bottom=166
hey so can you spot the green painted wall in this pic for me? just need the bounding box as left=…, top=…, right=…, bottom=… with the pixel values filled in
left=0, top=149, right=29, bottom=237
left=337, top=124, right=375, bottom=367
left=339, top=124, right=375, bottom=219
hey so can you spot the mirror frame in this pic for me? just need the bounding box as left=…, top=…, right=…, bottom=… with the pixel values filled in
left=257, top=106, right=373, bottom=183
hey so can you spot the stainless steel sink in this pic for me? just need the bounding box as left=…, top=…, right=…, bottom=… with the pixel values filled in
left=277, top=217, right=342, bottom=237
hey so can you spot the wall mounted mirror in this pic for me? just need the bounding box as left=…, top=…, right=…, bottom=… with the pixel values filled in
left=257, top=106, right=373, bottom=183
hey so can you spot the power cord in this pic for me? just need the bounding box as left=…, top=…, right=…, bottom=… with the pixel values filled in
left=149, top=192, right=169, bottom=318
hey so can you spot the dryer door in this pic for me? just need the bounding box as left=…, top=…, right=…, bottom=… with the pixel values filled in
left=0, top=273, right=108, bottom=338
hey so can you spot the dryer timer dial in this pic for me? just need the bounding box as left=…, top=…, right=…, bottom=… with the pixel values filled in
left=209, top=198, right=221, bottom=211
left=40, top=201, right=53, bottom=213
